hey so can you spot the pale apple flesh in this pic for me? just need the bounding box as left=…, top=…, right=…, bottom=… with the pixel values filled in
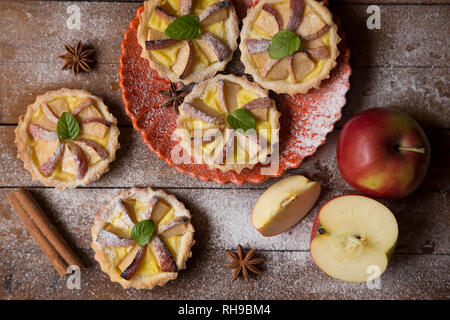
left=252, top=175, right=321, bottom=237
left=310, top=195, right=398, bottom=283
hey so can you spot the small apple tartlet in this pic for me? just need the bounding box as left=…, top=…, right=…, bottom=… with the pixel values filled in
left=15, top=88, right=119, bottom=189
left=137, top=0, right=239, bottom=84
left=91, top=187, right=195, bottom=289
left=175, top=74, right=280, bottom=173
left=240, top=0, right=340, bottom=95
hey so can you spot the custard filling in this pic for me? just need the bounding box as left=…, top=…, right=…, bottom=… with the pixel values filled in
left=28, top=96, right=111, bottom=181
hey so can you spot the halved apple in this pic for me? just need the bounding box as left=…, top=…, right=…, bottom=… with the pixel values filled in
left=252, top=175, right=321, bottom=236
left=310, top=195, right=398, bottom=283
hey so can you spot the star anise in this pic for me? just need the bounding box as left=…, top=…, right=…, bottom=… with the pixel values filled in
left=225, top=244, right=264, bottom=282
left=158, top=81, right=188, bottom=113
left=59, top=40, right=94, bottom=75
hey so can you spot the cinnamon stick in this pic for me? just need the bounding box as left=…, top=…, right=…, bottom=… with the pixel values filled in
left=7, top=188, right=84, bottom=277
left=7, top=193, right=68, bottom=277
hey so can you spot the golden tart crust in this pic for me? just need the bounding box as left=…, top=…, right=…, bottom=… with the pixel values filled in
left=175, top=74, right=280, bottom=173
left=15, top=88, right=120, bottom=190
left=240, top=0, right=340, bottom=95
left=137, top=0, right=239, bottom=85
left=91, top=187, right=195, bottom=290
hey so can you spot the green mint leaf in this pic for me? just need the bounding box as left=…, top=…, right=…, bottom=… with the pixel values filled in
left=227, top=108, right=256, bottom=132
left=131, top=220, right=155, bottom=247
left=268, top=30, right=301, bottom=60
left=165, top=15, right=201, bottom=40
left=57, top=112, right=80, bottom=140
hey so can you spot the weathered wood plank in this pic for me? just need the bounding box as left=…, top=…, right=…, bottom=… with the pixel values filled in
left=0, top=248, right=448, bottom=299
left=0, top=187, right=448, bottom=254
left=0, top=2, right=448, bottom=67
left=0, top=127, right=448, bottom=190
left=1, top=63, right=448, bottom=128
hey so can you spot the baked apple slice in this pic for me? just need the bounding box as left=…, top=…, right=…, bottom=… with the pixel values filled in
left=286, top=0, right=306, bottom=32
left=116, top=199, right=135, bottom=228
left=297, top=10, right=329, bottom=40
left=213, top=129, right=234, bottom=164
left=216, top=80, right=228, bottom=113
left=28, top=124, right=58, bottom=141
left=199, top=32, right=232, bottom=62
left=119, top=245, right=146, bottom=280
left=254, top=3, right=282, bottom=36
left=179, top=0, right=192, bottom=15
left=235, top=130, right=265, bottom=160
left=155, top=6, right=176, bottom=23
left=77, top=139, right=108, bottom=160
left=172, top=41, right=194, bottom=79
left=96, top=229, right=134, bottom=247
left=150, top=235, right=178, bottom=273
left=145, top=39, right=179, bottom=50
left=291, top=52, right=315, bottom=81
left=199, top=1, right=230, bottom=27
left=150, top=199, right=171, bottom=224
left=67, top=143, right=88, bottom=179
left=41, top=103, right=59, bottom=123
left=72, top=98, right=94, bottom=116
left=141, top=195, right=160, bottom=220
left=158, top=216, right=189, bottom=237
left=245, top=39, right=270, bottom=55
left=306, top=46, right=330, bottom=60
left=40, top=141, right=64, bottom=176
left=182, top=102, right=224, bottom=124
left=242, top=97, right=271, bottom=122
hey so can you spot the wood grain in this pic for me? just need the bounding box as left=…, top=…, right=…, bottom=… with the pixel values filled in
left=0, top=64, right=448, bottom=127
left=0, top=127, right=448, bottom=191
left=0, top=2, right=447, bottom=66
left=0, top=188, right=448, bottom=254
left=0, top=248, right=448, bottom=299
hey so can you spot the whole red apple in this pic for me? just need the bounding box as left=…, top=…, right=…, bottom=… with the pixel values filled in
left=337, top=108, right=430, bottom=198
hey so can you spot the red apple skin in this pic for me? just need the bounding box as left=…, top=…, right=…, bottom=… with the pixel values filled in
left=337, top=108, right=430, bottom=199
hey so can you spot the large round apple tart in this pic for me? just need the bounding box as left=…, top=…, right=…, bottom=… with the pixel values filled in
left=15, top=88, right=119, bottom=189
left=240, top=0, right=340, bottom=95
left=175, top=74, right=280, bottom=173
left=137, top=0, right=239, bottom=84
left=91, top=187, right=195, bottom=289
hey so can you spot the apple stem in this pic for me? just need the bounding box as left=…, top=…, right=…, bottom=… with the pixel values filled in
left=397, top=146, right=425, bottom=154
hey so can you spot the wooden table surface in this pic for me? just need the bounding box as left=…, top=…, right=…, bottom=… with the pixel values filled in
left=0, top=0, right=448, bottom=300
